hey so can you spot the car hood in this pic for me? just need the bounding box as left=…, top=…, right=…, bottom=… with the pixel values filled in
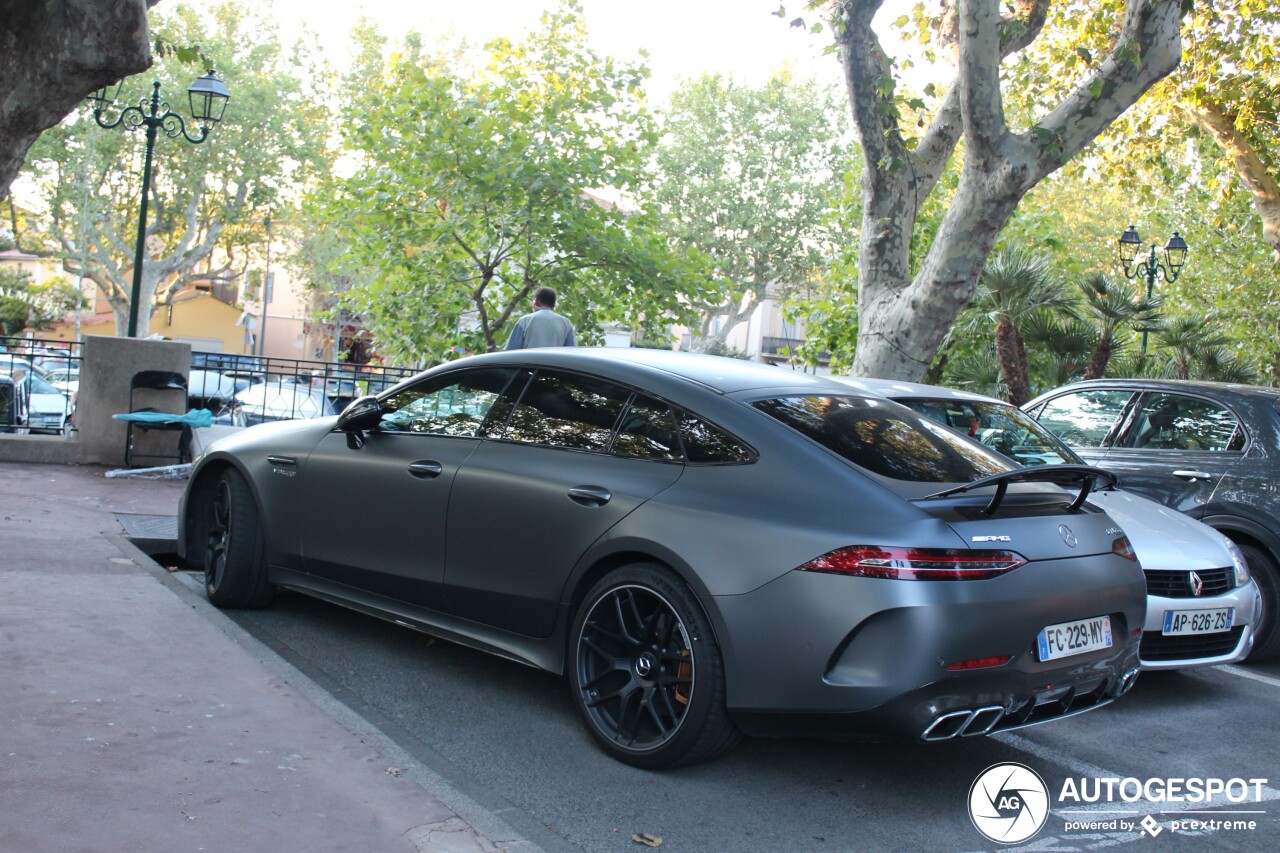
left=1090, top=488, right=1233, bottom=571
left=28, top=391, right=68, bottom=415
left=199, top=415, right=336, bottom=458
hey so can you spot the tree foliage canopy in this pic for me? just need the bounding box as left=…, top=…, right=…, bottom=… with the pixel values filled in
left=19, top=1, right=329, bottom=335
left=313, top=4, right=700, bottom=364
left=652, top=72, right=850, bottom=352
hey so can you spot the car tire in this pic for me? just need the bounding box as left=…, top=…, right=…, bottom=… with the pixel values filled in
left=202, top=467, right=272, bottom=609
left=569, top=563, right=741, bottom=768
left=1240, top=543, right=1280, bottom=661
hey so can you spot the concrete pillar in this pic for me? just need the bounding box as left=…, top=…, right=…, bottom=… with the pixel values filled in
left=77, top=336, right=191, bottom=467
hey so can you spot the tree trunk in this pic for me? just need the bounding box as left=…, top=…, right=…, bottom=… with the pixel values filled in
left=835, top=0, right=1183, bottom=381
left=995, top=319, right=1030, bottom=405
left=0, top=0, right=156, bottom=201
left=1083, top=337, right=1114, bottom=381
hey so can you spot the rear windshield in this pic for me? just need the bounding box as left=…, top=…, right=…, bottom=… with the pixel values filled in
left=895, top=398, right=1081, bottom=467
left=753, top=395, right=1013, bottom=483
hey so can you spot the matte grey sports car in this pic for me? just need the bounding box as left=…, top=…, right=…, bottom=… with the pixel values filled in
left=178, top=349, right=1145, bottom=768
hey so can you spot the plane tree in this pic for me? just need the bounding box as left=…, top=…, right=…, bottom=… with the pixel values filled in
left=19, top=2, right=329, bottom=335
left=793, top=0, right=1186, bottom=379
left=317, top=6, right=700, bottom=363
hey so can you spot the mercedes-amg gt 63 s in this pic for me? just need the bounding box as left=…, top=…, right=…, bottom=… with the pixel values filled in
left=179, top=349, right=1145, bottom=768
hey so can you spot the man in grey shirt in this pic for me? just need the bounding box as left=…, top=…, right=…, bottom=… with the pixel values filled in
left=504, top=286, right=577, bottom=349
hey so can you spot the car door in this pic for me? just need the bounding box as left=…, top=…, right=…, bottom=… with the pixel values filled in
left=1098, top=391, right=1246, bottom=515
left=298, top=367, right=521, bottom=611
left=444, top=370, right=684, bottom=637
left=1025, top=388, right=1137, bottom=465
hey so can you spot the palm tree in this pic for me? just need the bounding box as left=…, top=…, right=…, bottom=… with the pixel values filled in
left=965, top=249, right=1077, bottom=404
left=944, top=343, right=1007, bottom=400
left=1023, top=314, right=1096, bottom=391
left=1076, top=272, right=1161, bottom=379
left=1148, top=316, right=1258, bottom=382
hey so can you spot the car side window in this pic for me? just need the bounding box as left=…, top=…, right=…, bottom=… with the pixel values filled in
left=378, top=368, right=517, bottom=437
left=1121, top=393, right=1245, bottom=452
left=677, top=412, right=754, bottom=464
left=612, top=396, right=683, bottom=462
left=1033, top=390, right=1133, bottom=448
left=500, top=370, right=630, bottom=452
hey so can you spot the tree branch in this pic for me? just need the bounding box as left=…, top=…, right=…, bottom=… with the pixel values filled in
left=1190, top=100, right=1280, bottom=259
left=1025, top=0, right=1183, bottom=182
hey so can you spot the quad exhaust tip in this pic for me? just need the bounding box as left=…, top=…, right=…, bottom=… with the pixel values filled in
left=921, top=705, right=1005, bottom=741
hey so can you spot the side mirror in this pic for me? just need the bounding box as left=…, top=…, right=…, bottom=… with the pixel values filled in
left=337, top=395, right=383, bottom=449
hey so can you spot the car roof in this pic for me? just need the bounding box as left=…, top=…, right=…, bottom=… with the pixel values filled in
left=442, top=348, right=848, bottom=396
left=830, top=376, right=999, bottom=404
left=1028, top=378, right=1280, bottom=404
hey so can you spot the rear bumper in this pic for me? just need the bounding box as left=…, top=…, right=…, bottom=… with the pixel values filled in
left=732, top=661, right=1140, bottom=741
left=707, top=554, right=1146, bottom=740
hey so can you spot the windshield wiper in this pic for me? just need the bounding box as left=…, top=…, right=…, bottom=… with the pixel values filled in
left=920, top=464, right=1119, bottom=516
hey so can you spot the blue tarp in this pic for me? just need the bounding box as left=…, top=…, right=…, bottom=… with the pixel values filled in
left=113, top=408, right=214, bottom=427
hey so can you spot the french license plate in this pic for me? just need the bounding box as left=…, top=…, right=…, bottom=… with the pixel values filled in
left=1162, top=607, right=1234, bottom=636
left=1037, top=615, right=1113, bottom=662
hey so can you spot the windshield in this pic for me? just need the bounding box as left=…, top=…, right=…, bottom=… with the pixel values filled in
left=753, top=395, right=1014, bottom=483
left=893, top=397, right=1081, bottom=467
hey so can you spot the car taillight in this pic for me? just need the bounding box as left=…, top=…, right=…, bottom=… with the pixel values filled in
left=1112, top=535, right=1137, bottom=561
left=945, top=655, right=1012, bottom=671
left=797, top=546, right=1027, bottom=581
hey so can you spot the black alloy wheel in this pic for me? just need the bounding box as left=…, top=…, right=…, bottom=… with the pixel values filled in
left=202, top=467, right=272, bottom=609
left=571, top=563, right=739, bottom=768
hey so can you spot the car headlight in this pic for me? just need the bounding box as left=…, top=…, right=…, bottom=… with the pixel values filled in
left=1225, top=540, right=1251, bottom=587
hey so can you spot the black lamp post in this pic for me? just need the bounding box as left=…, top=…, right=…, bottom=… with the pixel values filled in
left=1117, top=224, right=1189, bottom=357
left=88, top=71, right=230, bottom=337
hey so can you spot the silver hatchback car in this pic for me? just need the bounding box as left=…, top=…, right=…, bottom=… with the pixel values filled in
left=835, top=378, right=1262, bottom=669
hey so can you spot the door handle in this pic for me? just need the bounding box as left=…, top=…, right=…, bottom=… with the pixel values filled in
left=568, top=485, right=612, bottom=507
left=408, top=460, right=444, bottom=479
left=1173, top=470, right=1212, bottom=481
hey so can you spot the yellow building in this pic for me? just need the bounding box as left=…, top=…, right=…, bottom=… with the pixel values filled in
left=76, top=287, right=253, bottom=354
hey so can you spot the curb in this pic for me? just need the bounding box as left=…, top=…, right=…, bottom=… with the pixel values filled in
left=112, top=532, right=549, bottom=853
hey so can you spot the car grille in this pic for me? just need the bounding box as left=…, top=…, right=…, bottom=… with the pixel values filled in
left=1143, top=567, right=1234, bottom=598
left=1140, top=626, right=1245, bottom=662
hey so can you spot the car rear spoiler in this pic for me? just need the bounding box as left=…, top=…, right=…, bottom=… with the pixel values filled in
left=920, top=464, right=1118, bottom=516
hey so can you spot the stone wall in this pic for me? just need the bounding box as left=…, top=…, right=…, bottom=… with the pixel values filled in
left=0, top=336, right=190, bottom=467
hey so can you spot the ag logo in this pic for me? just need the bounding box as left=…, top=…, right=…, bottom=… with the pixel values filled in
left=968, top=762, right=1050, bottom=844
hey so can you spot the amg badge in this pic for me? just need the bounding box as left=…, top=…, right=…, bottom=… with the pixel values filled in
left=972, top=535, right=1012, bottom=542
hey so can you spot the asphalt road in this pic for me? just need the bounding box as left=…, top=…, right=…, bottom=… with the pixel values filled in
left=197, top=580, right=1280, bottom=853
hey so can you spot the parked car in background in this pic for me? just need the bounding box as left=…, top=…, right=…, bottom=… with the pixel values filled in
left=230, top=380, right=338, bottom=426
left=188, top=369, right=251, bottom=423
left=180, top=349, right=1146, bottom=768
left=311, top=368, right=401, bottom=410
left=44, top=367, right=80, bottom=397
left=0, top=355, right=71, bottom=434
left=836, top=377, right=1262, bottom=669
left=1024, top=379, right=1280, bottom=660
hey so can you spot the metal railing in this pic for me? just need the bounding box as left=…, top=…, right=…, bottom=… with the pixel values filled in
left=0, top=334, right=424, bottom=434
left=0, top=335, right=84, bottom=436
left=190, top=350, right=419, bottom=425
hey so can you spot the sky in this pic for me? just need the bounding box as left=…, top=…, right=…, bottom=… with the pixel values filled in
left=269, top=0, right=848, bottom=100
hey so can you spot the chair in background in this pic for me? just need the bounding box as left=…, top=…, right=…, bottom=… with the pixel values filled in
left=124, top=370, right=190, bottom=468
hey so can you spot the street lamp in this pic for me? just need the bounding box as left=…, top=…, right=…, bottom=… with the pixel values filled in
left=87, top=71, right=230, bottom=337
left=1117, top=224, right=1189, bottom=357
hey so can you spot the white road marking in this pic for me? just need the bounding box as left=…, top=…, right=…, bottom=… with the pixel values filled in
left=988, top=732, right=1278, bottom=852
left=1219, top=664, right=1280, bottom=689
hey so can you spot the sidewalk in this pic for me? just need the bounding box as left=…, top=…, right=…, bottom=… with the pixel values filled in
left=0, top=461, right=539, bottom=853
